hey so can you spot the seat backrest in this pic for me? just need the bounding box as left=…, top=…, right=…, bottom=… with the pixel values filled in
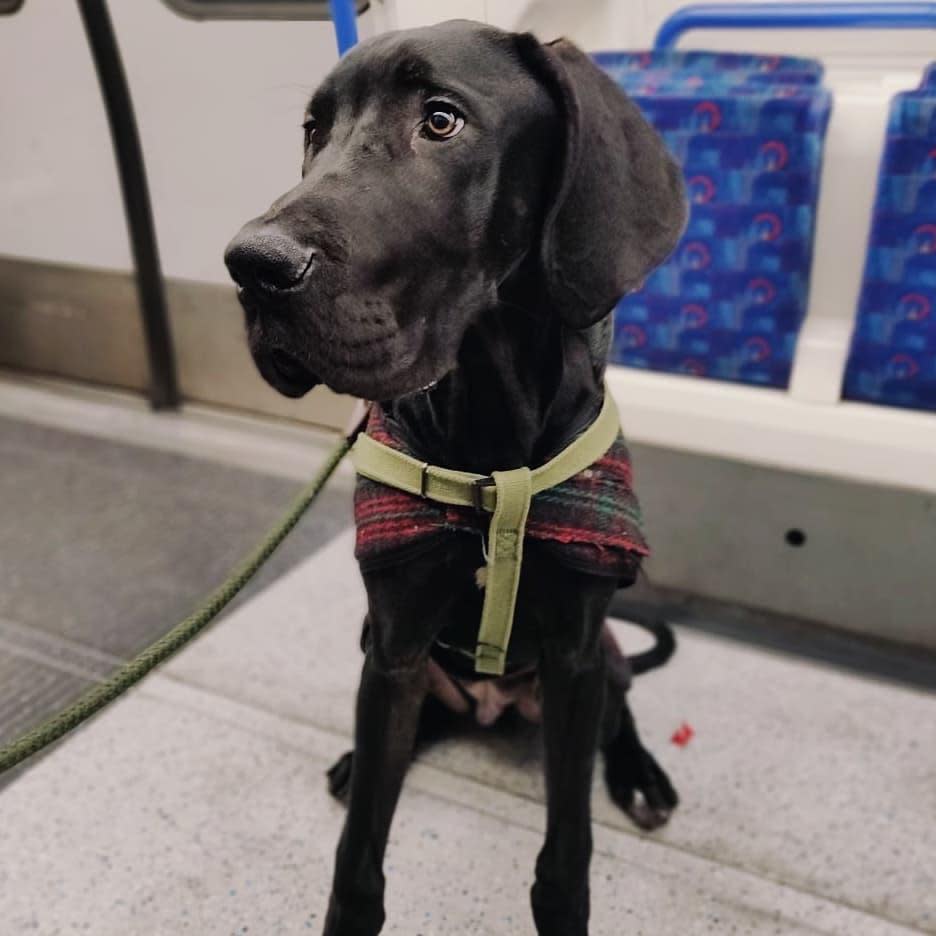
left=596, top=50, right=831, bottom=388
left=843, top=64, right=936, bottom=412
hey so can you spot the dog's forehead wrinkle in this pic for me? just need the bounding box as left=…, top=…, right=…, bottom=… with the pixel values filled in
left=324, top=24, right=538, bottom=124
left=392, top=53, right=430, bottom=87
left=306, top=80, right=333, bottom=114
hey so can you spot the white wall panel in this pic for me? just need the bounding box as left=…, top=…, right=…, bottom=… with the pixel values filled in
left=0, top=0, right=131, bottom=270
left=3, top=1, right=934, bottom=283
left=0, top=0, right=340, bottom=283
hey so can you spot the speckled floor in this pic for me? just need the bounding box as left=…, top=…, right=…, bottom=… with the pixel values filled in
left=1, top=526, right=934, bottom=935
left=0, top=385, right=352, bottom=790
left=1, top=380, right=934, bottom=935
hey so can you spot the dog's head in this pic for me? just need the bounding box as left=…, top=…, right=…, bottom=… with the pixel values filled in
left=224, top=20, right=685, bottom=400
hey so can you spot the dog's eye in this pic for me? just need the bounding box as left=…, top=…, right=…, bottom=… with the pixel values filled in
left=302, top=116, right=317, bottom=146
left=423, top=104, right=464, bottom=140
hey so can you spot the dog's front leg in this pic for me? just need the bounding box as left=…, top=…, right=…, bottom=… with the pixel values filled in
left=324, top=649, right=428, bottom=936
left=531, top=641, right=606, bottom=936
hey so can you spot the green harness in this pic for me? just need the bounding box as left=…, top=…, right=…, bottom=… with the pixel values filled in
left=351, top=391, right=621, bottom=676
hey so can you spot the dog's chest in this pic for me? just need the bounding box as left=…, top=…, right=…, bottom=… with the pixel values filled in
left=353, top=405, right=649, bottom=584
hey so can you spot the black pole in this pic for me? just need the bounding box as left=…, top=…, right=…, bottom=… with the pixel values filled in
left=76, top=0, right=179, bottom=409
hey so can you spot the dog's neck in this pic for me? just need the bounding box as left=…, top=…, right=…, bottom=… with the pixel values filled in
left=381, top=286, right=608, bottom=474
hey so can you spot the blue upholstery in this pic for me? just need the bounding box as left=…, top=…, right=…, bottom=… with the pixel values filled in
left=596, top=50, right=831, bottom=387
left=592, top=49, right=824, bottom=84
left=843, top=64, right=936, bottom=412
left=923, top=62, right=936, bottom=89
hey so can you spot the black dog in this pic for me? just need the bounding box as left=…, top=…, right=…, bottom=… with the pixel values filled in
left=224, top=20, right=686, bottom=935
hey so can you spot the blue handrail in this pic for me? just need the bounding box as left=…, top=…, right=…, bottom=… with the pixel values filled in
left=329, top=0, right=359, bottom=55
left=655, top=2, right=936, bottom=49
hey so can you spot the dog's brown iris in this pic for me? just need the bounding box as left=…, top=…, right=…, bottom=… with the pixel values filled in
left=425, top=107, right=463, bottom=139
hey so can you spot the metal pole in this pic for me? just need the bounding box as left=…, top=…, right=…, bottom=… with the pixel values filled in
left=76, top=0, right=180, bottom=409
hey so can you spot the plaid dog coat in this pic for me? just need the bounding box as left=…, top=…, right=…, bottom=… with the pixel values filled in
left=352, top=402, right=650, bottom=724
left=354, top=403, right=649, bottom=581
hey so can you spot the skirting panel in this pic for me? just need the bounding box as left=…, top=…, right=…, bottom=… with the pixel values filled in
left=631, top=442, right=936, bottom=652
left=0, top=256, right=354, bottom=429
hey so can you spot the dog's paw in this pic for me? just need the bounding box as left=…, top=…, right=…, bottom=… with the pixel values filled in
left=326, top=750, right=354, bottom=802
left=604, top=744, right=678, bottom=831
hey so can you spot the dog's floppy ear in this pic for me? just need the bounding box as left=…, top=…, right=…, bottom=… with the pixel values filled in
left=516, top=34, right=687, bottom=328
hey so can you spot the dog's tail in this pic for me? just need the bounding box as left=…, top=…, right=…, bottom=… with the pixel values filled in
left=626, top=617, right=677, bottom=675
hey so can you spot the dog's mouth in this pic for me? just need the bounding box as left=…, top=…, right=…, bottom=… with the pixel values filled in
left=265, top=348, right=321, bottom=398
left=242, top=290, right=454, bottom=401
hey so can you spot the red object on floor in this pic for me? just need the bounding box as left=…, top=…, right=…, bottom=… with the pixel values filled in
left=671, top=722, right=695, bottom=747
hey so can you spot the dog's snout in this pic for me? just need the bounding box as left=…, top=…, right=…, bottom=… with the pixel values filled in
left=224, top=227, right=316, bottom=294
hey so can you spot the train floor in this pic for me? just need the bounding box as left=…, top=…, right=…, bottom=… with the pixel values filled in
left=0, top=375, right=933, bottom=935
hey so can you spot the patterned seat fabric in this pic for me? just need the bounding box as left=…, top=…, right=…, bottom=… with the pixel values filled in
left=843, top=64, right=936, bottom=411
left=595, top=50, right=832, bottom=388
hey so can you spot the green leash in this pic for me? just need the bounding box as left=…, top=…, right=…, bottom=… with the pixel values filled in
left=0, top=432, right=353, bottom=777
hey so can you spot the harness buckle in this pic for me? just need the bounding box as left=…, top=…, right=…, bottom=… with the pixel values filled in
left=419, top=462, right=430, bottom=498
left=472, top=476, right=496, bottom=512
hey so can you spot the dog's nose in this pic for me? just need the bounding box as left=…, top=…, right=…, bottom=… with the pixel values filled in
left=224, top=226, right=316, bottom=293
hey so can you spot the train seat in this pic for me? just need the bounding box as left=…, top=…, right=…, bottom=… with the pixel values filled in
left=843, top=63, right=936, bottom=412
left=594, top=49, right=831, bottom=389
